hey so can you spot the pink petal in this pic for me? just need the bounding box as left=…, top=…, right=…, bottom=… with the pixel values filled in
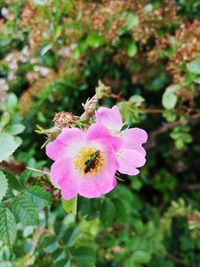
left=95, top=105, right=123, bottom=130
left=46, top=139, right=66, bottom=161
left=78, top=172, right=117, bottom=198
left=122, top=128, right=148, bottom=146
left=57, top=127, right=85, bottom=145
left=50, top=158, right=79, bottom=200
left=117, top=148, right=146, bottom=175
left=122, top=128, right=148, bottom=155
left=46, top=128, right=85, bottom=161
left=78, top=143, right=118, bottom=198
left=86, top=123, right=123, bottom=152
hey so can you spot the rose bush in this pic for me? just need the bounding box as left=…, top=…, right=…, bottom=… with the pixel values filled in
left=0, top=1, right=200, bottom=266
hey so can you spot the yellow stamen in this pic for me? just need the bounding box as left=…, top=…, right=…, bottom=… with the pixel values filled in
left=109, top=129, right=121, bottom=137
left=73, top=147, right=104, bottom=176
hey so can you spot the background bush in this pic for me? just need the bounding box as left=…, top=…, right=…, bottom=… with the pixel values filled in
left=0, top=0, right=200, bottom=266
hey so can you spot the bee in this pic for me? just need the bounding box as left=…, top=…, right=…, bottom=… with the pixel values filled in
left=84, top=150, right=100, bottom=173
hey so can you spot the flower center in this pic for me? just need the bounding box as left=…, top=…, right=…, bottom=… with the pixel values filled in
left=73, top=147, right=104, bottom=176
left=109, top=129, right=121, bottom=137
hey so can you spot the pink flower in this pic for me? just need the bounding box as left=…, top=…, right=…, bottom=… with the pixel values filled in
left=95, top=106, right=148, bottom=175
left=46, top=124, right=122, bottom=200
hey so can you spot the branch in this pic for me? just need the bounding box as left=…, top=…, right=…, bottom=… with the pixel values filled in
left=146, top=112, right=200, bottom=149
left=166, top=253, right=187, bottom=266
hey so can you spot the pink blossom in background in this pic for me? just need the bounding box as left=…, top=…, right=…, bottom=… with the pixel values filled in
left=95, top=105, right=148, bottom=175
left=46, top=124, right=122, bottom=200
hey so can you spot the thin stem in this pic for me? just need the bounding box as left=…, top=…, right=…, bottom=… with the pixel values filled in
left=26, top=167, right=50, bottom=175
left=44, top=207, right=49, bottom=229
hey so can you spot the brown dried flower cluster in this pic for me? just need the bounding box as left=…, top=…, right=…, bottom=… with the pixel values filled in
left=19, top=71, right=57, bottom=116
left=131, top=1, right=179, bottom=44
left=148, top=20, right=200, bottom=83
left=19, top=3, right=49, bottom=49
left=53, top=112, right=78, bottom=129
left=167, top=21, right=200, bottom=83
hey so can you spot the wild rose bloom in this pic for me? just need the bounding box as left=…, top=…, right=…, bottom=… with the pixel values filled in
left=95, top=106, right=148, bottom=175
left=46, top=124, right=121, bottom=200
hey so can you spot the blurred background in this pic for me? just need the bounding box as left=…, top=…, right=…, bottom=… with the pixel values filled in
left=0, top=0, right=200, bottom=266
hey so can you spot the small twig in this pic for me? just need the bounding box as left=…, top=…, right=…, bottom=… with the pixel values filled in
left=167, top=253, right=187, bottom=266
left=27, top=228, right=45, bottom=263
left=180, top=184, right=200, bottom=190
left=26, top=166, right=50, bottom=175
left=146, top=112, right=200, bottom=149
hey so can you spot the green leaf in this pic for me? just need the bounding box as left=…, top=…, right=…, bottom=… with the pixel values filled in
left=119, top=12, right=138, bottom=34
left=6, top=173, right=22, bottom=191
left=86, top=32, right=104, bottom=48
left=73, top=247, right=96, bottom=267
left=132, top=250, right=151, bottom=264
left=7, top=93, right=18, bottom=109
left=0, top=132, right=20, bottom=162
left=187, top=60, right=200, bottom=74
left=143, top=3, right=153, bottom=12
left=124, top=256, right=137, bottom=267
left=162, top=85, right=180, bottom=110
left=0, top=206, right=17, bottom=246
left=62, top=196, right=77, bottom=215
left=24, top=186, right=52, bottom=209
left=4, top=124, right=25, bottom=135
left=19, top=170, right=31, bottom=186
left=193, top=76, right=200, bottom=84
left=127, top=42, right=137, bottom=57
left=54, top=259, right=71, bottom=267
left=100, top=199, right=116, bottom=228
left=40, top=44, right=52, bottom=56
left=124, top=12, right=139, bottom=30
left=163, top=110, right=177, bottom=122
left=62, top=226, right=79, bottom=247
left=0, top=171, right=8, bottom=202
left=51, top=247, right=67, bottom=262
left=40, top=235, right=59, bottom=253
left=11, top=196, right=39, bottom=226
left=114, top=199, right=128, bottom=224
left=129, top=95, right=145, bottom=106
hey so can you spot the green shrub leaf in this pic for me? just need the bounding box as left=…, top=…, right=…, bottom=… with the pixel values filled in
left=62, top=196, right=77, bottom=215
left=100, top=199, right=116, bottom=227
left=187, top=60, right=200, bottom=74
left=4, top=124, right=25, bottom=135
left=11, top=196, right=39, bottom=226
left=0, top=206, right=17, bottom=246
left=162, top=85, right=180, bottom=110
left=127, top=42, right=137, bottom=57
left=24, top=186, right=52, bottom=209
left=73, top=247, right=96, bottom=267
left=0, top=171, right=8, bottom=202
left=0, top=132, right=20, bottom=162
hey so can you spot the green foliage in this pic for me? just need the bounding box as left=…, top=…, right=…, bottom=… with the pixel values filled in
left=11, top=195, right=39, bottom=226
left=62, top=197, right=77, bottom=215
left=0, top=171, right=8, bottom=202
left=0, top=132, right=20, bottom=162
left=187, top=59, right=200, bottom=74
left=162, top=85, right=180, bottom=110
left=24, top=186, right=52, bottom=209
left=0, top=206, right=17, bottom=247
left=127, top=41, right=137, bottom=57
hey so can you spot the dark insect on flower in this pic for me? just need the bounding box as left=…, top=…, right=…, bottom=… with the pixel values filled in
left=84, top=150, right=100, bottom=173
